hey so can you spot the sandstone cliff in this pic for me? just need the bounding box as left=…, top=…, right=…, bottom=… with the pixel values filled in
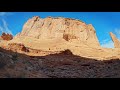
left=8, top=16, right=120, bottom=60
left=110, top=32, right=120, bottom=48
left=16, top=16, right=100, bottom=47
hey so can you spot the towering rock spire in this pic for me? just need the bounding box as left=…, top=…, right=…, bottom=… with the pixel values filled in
left=110, top=32, right=120, bottom=48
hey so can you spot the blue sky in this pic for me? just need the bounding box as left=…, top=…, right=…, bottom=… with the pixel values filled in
left=0, top=12, right=120, bottom=48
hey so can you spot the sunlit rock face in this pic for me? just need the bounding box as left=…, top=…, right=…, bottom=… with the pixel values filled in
left=110, top=32, right=120, bottom=48
left=16, top=16, right=100, bottom=47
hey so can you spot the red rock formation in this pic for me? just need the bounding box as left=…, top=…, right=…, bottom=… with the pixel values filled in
left=16, top=16, right=100, bottom=47
left=110, top=32, right=120, bottom=48
left=1, top=33, right=13, bottom=41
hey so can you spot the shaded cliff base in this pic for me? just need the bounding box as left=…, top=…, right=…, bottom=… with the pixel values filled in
left=0, top=47, right=120, bottom=78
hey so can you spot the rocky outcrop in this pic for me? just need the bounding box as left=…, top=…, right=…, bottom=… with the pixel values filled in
left=16, top=16, right=100, bottom=47
left=1, top=33, right=13, bottom=41
left=110, top=32, right=120, bottom=48
left=7, top=43, right=29, bottom=52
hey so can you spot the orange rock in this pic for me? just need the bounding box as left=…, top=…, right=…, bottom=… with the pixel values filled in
left=16, top=16, right=100, bottom=47
left=110, top=32, right=120, bottom=48
left=1, top=33, right=13, bottom=41
left=7, top=43, right=29, bottom=52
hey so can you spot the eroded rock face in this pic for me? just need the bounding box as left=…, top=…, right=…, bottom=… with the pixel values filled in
left=1, top=33, right=13, bottom=41
left=16, top=16, right=100, bottom=47
left=7, top=43, right=29, bottom=52
left=110, top=32, right=120, bottom=48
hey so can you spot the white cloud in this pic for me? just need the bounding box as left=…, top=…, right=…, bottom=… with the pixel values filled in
left=114, top=28, right=120, bottom=39
left=115, top=28, right=120, bottom=34
left=0, top=12, right=13, bottom=17
left=0, top=12, right=6, bottom=16
left=0, top=19, right=13, bottom=35
left=0, top=26, right=4, bottom=32
left=101, top=39, right=109, bottom=44
left=101, top=39, right=114, bottom=48
left=0, top=12, right=13, bottom=35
